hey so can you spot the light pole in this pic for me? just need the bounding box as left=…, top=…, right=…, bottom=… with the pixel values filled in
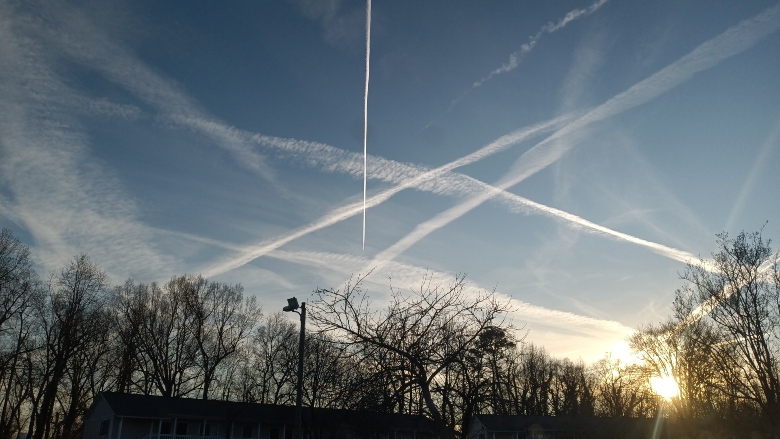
left=283, top=297, right=305, bottom=439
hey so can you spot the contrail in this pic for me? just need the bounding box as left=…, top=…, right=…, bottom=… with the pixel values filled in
left=363, top=0, right=371, bottom=250
left=724, top=115, right=780, bottom=231
left=368, top=3, right=780, bottom=270
left=674, top=258, right=777, bottom=331
left=425, top=0, right=610, bottom=127
left=474, top=0, right=610, bottom=88
left=193, top=109, right=706, bottom=280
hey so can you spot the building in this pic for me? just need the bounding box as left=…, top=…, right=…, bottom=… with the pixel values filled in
left=83, top=392, right=438, bottom=439
left=467, top=414, right=662, bottom=439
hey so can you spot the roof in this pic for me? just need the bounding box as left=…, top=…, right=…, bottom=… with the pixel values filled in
left=473, top=414, right=658, bottom=435
left=473, top=415, right=572, bottom=432
left=98, top=392, right=437, bottom=432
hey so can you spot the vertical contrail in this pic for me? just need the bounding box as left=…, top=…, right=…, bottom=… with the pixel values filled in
left=363, top=0, right=372, bottom=250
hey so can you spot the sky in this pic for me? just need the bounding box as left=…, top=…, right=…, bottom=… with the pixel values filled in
left=1, top=0, right=779, bottom=362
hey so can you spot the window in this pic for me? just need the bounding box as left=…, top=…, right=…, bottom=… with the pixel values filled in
left=176, top=422, right=188, bottom=436
left=269, top=428, right=279, bottom=439
left=99, top=420, right=110, bottom=436
left=160, top=421, right=172, bottom=435
left=284, top=427, right=293, bottom=439
left=203, top=424, right=212, bottom=437
left=242, top=425, right=252, bottom=438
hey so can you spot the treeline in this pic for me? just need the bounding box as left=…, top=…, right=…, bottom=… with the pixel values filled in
left=1, top=228, right=778, bottom=439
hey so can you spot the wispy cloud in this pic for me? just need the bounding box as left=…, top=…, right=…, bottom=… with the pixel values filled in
left=16, top=0, right=769, bottom=292
left=0, top=1, right=174, bottom=278
left=39, top=4, right=278, bottom=183
left=370, top=3, right=780, bottom=269
left=291, top=0, right=367, bottom=48
left=268, top=249, right=634, bottom=341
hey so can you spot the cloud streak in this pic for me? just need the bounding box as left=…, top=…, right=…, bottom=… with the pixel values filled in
left=370, top=3, right=780, bottom=269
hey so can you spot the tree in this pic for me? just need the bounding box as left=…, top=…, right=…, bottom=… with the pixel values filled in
left=550, top=358, right=595, bottom=416
left=31, top=255, right=110, bottom=439
left=183, top=276, right=261, bottom=400
left=0, top=230, right=41, bottom=439
left=309, top=273, right=511, bottom=438
left=675, top=230, right=780, bottom=430
left=630, top=317, right=722, bottom=420
left=248, top=312, right=299, bottom=405
left=134, top=278, right=199, bottom=398
left=592, top=354, right=656, bottom=418
left=110, top=280, right=151, bottom=394
left=0, top=229, right=37, bottom=335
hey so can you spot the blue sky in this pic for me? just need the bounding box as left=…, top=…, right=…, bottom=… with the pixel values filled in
left=1, top=0, right=779, bottom=361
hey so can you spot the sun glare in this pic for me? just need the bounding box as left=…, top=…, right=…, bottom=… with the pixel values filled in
left=650, top=374, right=680, bottom=400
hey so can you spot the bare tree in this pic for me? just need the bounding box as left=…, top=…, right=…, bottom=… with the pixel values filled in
left=250, top=312, right=299, bottom=404
left=675, top=230, right=780, bottom=430
left=630, top=317, right=722, bottom=420
left=0, top=230, right=41, bottom=439
left=0, top=229, right=37, bottom=334
left=442, top=325, right=518, bottom=430
left=513, top=343, right=556, bottom=416
left=134, top=278, right=199, bottom=398
left=550, top=358, right=595, bottom=416
left=310, top=273, right=511, bottom=437
left=592, top=354, right=656, bottom=418
left=110, top=280, right=152, bottom=394
left=31, top=255, right=110, bottom=439
left=184, top=276, right=261, bottom=400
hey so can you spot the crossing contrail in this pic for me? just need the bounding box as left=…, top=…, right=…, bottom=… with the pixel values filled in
left=363, top=0, right=371, bottom=250
left=194, top=109, right=706, bottom=279
left=199, top=115, right=569, bottom=277
left=50, top=0, right=772, bottom=284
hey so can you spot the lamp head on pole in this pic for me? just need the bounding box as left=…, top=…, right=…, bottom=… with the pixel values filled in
left=283, top=297, right=300, bottom=312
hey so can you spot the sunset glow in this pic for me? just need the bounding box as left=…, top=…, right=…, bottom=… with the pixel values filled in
left=650, top=374, right=680, bottom=400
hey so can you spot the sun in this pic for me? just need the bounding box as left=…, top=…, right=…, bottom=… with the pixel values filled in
left=650, top=374, right=680, bottom=400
